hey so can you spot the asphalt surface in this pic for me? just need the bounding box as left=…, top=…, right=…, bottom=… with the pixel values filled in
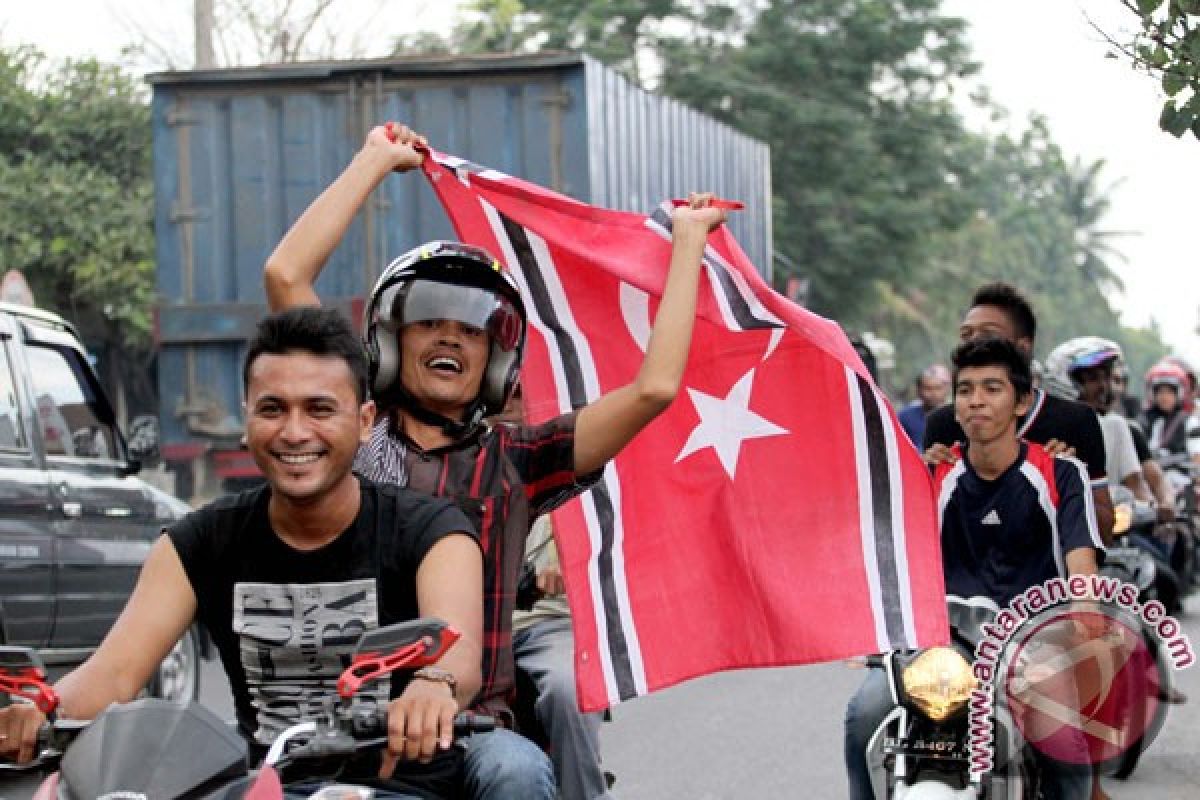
left=4, top=598, right=1200, bottom=799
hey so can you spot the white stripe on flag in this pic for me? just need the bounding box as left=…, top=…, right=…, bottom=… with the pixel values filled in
left=480, top=199, right=648, bottom=703
left=870, top=388, right=917, bottom=646
left=644, top=214, right=743, bottom=333
left=700, top=241, right=785, bottom=328
left=845, top=366, right=891, bottom=652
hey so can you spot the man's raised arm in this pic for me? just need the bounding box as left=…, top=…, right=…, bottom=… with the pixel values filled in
left=264, top=123, right=426, bottom=311
left=573, top=196, right=727, bottom=476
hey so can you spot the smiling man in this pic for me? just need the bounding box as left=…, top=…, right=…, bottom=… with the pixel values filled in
left=0, top=308, right=484, bottom=799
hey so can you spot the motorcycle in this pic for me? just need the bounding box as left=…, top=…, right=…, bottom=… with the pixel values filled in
left=0, top=618, right=493, bottom=799
left=1155, top=452, right=1200, bottom=589
left=862, top=596, right=1048, bottom=799
left=1104, top=485, right=1179, bottom=613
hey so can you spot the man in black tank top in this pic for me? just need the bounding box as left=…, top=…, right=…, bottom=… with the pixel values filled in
left=0, top=309, right=483, bottom=799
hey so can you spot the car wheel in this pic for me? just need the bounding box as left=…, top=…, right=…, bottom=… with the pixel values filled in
left=145, top=626, right=201, bottom=704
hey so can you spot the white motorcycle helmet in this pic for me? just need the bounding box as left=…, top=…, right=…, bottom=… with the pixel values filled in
left=1043, top=336, right=1124, bottom=401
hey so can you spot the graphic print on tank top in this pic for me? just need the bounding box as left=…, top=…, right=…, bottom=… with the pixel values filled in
left=233, top=579, right=386, bottom=744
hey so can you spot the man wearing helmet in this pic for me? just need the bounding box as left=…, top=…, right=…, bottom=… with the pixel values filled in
left=264, top=122, right=727, bottom=800
left=1044, top=337, right=1147, bottom=504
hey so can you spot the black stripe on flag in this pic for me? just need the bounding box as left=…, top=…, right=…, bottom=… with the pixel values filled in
left=649, top=207, right=780, bottom=333
left=497, top=212, right=639, bottom=701
left=855, top=373, right=907, bottom=647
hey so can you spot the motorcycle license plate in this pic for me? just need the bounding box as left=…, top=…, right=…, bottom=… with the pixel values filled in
left=882, top=735, right=967, bottom=761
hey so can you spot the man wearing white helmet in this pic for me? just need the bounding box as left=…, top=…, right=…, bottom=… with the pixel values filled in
left=265, top=122, right=726, bottom=800
left=1044, top=337, right=1147, bottom=504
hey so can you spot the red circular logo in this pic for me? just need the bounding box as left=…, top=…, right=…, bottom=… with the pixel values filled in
left=1000, top=605, right=1167, bottom=768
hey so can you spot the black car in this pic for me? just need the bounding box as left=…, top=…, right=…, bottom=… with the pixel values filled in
left=0, top=302, right=200, bottom=702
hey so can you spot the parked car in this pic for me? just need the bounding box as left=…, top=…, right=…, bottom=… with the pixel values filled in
left=0, top=301, right=201, bottom=702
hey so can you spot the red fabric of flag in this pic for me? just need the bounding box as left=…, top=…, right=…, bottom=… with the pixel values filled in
left=421, top=152, right=948, bottom=712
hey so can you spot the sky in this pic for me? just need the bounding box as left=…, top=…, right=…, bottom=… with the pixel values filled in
left=2, top=0, right=1198, bottom=366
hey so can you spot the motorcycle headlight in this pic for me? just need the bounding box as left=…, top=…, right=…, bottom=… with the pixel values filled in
left=900, top=647, right=976, bottom=722
left=1113, top=502, right=1132, bottom=535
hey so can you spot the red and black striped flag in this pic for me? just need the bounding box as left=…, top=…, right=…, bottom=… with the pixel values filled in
left=421, top=151, right=948, bottom=712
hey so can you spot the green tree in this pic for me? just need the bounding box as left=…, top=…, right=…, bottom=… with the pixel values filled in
left=887, top=117, right=1167, bottom=384
left=427, top=0, right=1171, bottom=390
left=0, top=47, right=155, bottom=412
left=657, top=0, right=980, bottom=325
left=1113, top=0, right=1200, bottom=140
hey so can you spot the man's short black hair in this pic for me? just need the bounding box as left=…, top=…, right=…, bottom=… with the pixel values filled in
left=243, top=307, right=369, bottom=402
left=970, top=282, right=1037, bottom=343
left=951, top=337, right=1033, bottom=400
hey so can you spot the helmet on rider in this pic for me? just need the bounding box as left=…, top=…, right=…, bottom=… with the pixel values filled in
left=1043, top=336, right=1123, bottom=404
left=364, top=241, right=527, bottom=433
left=1144, top=359, right=1191, bottom=415
left=1161, top=354, right=1197, bottom=412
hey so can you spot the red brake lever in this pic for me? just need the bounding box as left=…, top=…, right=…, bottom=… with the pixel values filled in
left=336, top=626, right=462, bottom=699
left=0, top=668, right=60, bottom=714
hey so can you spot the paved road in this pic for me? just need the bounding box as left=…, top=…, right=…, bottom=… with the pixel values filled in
left=4, top=598, right=1200, bottom=799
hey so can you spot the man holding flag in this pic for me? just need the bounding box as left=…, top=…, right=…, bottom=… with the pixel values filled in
left=266, top=119, right=949, bottom=798
left=265, top=121, right=726, bottom=800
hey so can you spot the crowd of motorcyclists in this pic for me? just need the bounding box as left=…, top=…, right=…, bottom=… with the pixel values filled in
left=0, top=118, right=1196, bottom=800
left=881, top=293, right=1200, bottom=800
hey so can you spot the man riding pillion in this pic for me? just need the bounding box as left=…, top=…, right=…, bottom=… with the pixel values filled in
left=1043, top=337, right=1152, bottom=507
left=845, top=337, right=1105, bottom=800
left=264, top=121, right=728, bottom=799
left=0, top=308, right=484, bottom=798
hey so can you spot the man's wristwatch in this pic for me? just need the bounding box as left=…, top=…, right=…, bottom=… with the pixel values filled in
left=412, top=666, right=458, bottom=694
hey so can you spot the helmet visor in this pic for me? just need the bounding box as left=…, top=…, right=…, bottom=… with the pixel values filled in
left=1071, top=350, right=1118, bottom=371
left=381, top=279, right=523, bottom=352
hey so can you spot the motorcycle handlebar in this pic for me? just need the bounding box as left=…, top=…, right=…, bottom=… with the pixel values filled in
left=269, top=710, right=496, bottom=767
left=350, top=709, right=496, bottom=739
left=0, top=718, right=88, bottom=773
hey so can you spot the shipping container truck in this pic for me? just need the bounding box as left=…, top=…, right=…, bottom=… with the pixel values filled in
left=148, top=52, right=772, bottom=500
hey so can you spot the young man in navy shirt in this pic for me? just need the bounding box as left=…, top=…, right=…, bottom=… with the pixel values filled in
left=845, top=337, right=1104, bottom=800
left=923, top=282, right=1114, bottom=544
left=935, top=338, right=1103, bottom=606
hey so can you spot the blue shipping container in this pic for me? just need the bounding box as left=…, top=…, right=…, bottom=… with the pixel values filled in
left=148, top=52, right=772, bottom=480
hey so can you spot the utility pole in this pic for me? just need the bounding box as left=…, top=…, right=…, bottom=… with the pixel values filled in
left=195, top=0, right=216, bottom=68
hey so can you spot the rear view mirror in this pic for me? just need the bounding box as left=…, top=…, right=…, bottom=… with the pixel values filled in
left=0, top=646, right=45, bottom=673
left=353, top=618, right=452, bottom=659
left=127, top=414, right=161, bottom=465
left=337, top=618, right=461, bottom=698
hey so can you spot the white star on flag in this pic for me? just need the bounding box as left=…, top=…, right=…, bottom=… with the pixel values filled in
left=675, top=368, right=790, bottom=479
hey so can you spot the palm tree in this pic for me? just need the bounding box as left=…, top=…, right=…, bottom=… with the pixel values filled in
left=1057, top=156, right=1131, bottom=293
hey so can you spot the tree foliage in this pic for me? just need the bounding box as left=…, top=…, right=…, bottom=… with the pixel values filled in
left=1117, top=0, right=1200, bottom=140
left=0, top=47, right=155, bottom=409
left=433, top=0, right=1169, bottom=392
left=657, top=0, right=979, bottom=324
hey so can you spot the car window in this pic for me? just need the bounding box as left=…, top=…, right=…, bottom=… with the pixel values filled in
left=0, top=340, right=27, bottom=451
left=25, top=344, right=117, bottom=461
